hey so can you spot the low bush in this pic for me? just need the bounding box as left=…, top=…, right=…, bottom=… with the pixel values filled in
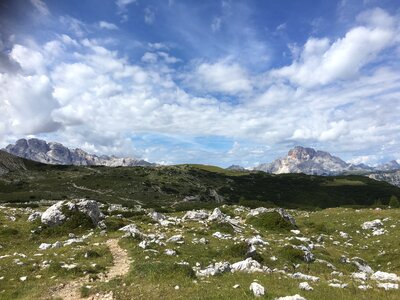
left=247, top=211, right=294, bottom=232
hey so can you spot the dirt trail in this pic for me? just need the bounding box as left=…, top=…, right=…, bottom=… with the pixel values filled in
left=47, top=239, right=130, bottom=300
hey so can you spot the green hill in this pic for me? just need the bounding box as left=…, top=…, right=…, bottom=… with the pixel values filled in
left=0, top=154, right=399, bottom=209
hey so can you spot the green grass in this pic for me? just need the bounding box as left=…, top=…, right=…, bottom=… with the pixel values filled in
left=247, top=211, right=295, bottom=232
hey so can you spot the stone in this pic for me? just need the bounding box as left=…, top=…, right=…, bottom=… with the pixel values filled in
left=41, top=202, right=66, bottom=226
left=182, top=210, right=209, bottom=221
left=164, top=249, right=177, bottom=256
left=290, top=273, right=319, bottom=282
left=377, top=283, right=399, bottom=290
left=166, top=235, right=184, bottom=243
left=39, top=243, right=52, bottom=250
left=231, top=257, right=268, bottom=273
left=249, top=282, right=265, bottom=297
left=361, top=219, right=383, bottom=230
left=276, top=295, right=306, bottom=300
left=277, top=208, right=296, bottom=226
left=196, top=261, right=231, bottom=277
left=208, top=208, right=226, bottom=222
left=28, top=211, right=42, bottom=222
left=299, top=282, right=313, bottom=291
left=371, top=271, right=400, bottom=282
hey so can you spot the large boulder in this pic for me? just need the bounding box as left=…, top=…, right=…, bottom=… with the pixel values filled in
left=41, top=199, right=103, bottom=227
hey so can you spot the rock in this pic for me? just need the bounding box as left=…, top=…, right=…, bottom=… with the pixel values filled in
left=371, top=271, right=400, bottom=282
left=19, top=276, right=27, bottom=281
left=41, top=202, right=66, bottom=226
left=182, top=210, right=209, bottom=221
left=233, top=284, right=240, bottom=289
left=276, top=295, right=306, bottom=300
left=361, top=219, right=383, bottom=230
left=52, top=241, right=63, bottom=249
left=41, top=199, right=103, bottom=227
left=249, top=282, right=265, bottom=297
left=351, top=257, right=373, bottom=274
left=212, top=232, right=232, bottom=240
left=39, top=243, right=52, bottom=250
left=164, top=249, right=177, bottom=256
left=166, top=235, right=184, bottom=243
left=119, top=224, right=143, bottom=238
left=148, top=211, right=166, bottom=222
left=28, top=211, right=42, bottom=222
left=358, top=284, right=371, bottom=290
left=75, top=199, right=103, bottom=225
left=277, top=208, right=296, bottom=226
left=196, top=261, right=231, bottom=277
left=351, top=272, right=368, bottom=281
left=248, top=207, right=270, bottom=217
left=231, top=257, right=269, bottom=273
left=377, top=283, right=399, bottom=290
left=208, top=208, right=226, bottom=222
left=290, top=273, right=319, bottom=282
left=61, top=263, right=78, bottom=269
left=63, top=238, right=84, bottom=246
left=372, top=228, right=386, bottom=236
left=246, top=235, right=268, bottom=246
left=339, top=231, right=349, bottom=239
left=299, top=282, right=313, bottom=291
left=291, top=230, right=301, bottom=235
left=328, top=283, right=348, bottom=288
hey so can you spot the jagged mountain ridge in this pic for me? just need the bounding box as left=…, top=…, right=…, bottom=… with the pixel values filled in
left=254, top=146, right=399, bottom=176
left=3, top=138, right=153, bottom=167
left=368, top=170, right=400, bottom=188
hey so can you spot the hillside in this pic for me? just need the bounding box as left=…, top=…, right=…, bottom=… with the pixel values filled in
left=0, top=150, right=27, bottom=175
left=1, top=154, right=399, bottom=209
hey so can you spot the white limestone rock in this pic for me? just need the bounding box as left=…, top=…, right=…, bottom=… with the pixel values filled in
left=377, top=283, right=398, bottom=290
left=276, top=295, right=306, bottom=300
left=371, top=271, right=400, bottom=282
left=361, top=219, right=383, bottom=230
left=249, top=282, right=265, bottom=297
left=28, top=211, right=42, bottom=222
left=299, top=282, right=313, bottom=291
left=39, top=243, right=52, bottom=250
left=231, top=257, right=269, bottom=273
left=196, top=261, right=231, bottom=277
left=183, top=210, right=209, bottom=221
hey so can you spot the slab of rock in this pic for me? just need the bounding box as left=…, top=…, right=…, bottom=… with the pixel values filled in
left=231, top=257, right=269, bottom=273
left=299, top=282, right=313, bottom=291
left=28, top=211, right=42, bottom=222
left=276, top=295, right=306, bottom=300
left=290, top=272, right=319, bottom=282
left=166, top=235, right=184, bottom=243
left=183, top=210, right=209, bottom=221
left=119, top=224, right=143, bottom=238
left=361, top=219, right=383, bottom=230
left=39, top=243, right=52, bottom=250
left=377, top=283, right=399, bottom=290
left=249, top=282, right=265, bottom=297
left=195, top=261, right=231, bottom=277
left=371, top=271, right=400, bottom=282
left=41, top=202, right=66, bottom=226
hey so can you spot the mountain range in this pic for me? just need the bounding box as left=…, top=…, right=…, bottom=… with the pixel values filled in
left=3, top=138, right=153, bottom=167
left=253, top=146, right=399, bottom=175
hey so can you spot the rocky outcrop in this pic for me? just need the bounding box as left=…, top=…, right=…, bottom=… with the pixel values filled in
left=41, top=199, right=103, bottom=227
left=4, top=138, right=153, bottom=167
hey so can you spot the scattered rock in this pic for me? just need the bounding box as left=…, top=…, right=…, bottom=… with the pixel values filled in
left=164, top=249, right=177, bottom=256
left=290, top=273, right=319, bottom=282
left=275, top=295, right=306, bottom=300
left=249, top=282, right=265, bottom=297
left=183, top=210, right=209, bottom=221
left=377, top=282, right=399, bottom=290
left=231, top=257, right=269, bottom=273
left=361, top=219, right=383, bottom=230
left=166, top=235, right=184, bottom=243
left=195, top=261, right=231, bottom=277
left=371, top=271, right=400, bottom=282
left=39, top=243, right=52, bottom=250
left=299, top=282, right=313, bottom=291
left=28, top=211, right=42, bottom=222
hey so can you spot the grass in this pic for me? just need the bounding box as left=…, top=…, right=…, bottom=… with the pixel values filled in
left=247, top=211, right=295, bottom=232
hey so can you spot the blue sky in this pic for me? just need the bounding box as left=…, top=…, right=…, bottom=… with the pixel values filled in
left=0, top=0, right=400, bottom=166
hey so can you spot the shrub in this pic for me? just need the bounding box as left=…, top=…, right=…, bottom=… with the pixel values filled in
left=247, top=211, right=294, bottom=232
left=280, top=245, right=304, bottom=263
left=389, top=195, right=400, bottom=208
left=208, top=222, right=234, bottom=234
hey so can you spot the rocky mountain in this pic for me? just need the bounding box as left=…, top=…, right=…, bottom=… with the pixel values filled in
left=368, top=170, right=400, bottom=188
left=0, top=150, right=26, bottom=175
left=226, top=165, right=246, bottom=171
left=376, top=160, right=400, bottom=171
left=3, top=138, right=153, bottom=167
left=254, top=146, right=374, bottom=176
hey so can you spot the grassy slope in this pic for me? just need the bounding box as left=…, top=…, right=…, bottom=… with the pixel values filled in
left=1, top=161, right=400, bottom=209
left=1, top=205, right=399, bottom=299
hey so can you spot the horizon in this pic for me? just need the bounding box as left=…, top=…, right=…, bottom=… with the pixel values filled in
left=1, top=0, right=400, bottom=166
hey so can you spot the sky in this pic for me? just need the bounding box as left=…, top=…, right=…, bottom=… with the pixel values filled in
left=0, top=0, right=400, bottom=167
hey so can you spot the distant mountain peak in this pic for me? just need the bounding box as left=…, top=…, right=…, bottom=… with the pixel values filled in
left=255, top=146, right=364, bottom=175
left=4, top=138, right=153, bottom=167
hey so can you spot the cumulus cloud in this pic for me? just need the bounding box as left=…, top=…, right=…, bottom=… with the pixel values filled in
left=272, top=8, right=398, bottom=87
left=144, top=7, right=155, bottom=24
left=30, top=0, right=50, bottom=16
left=186, top=60, right=252, bottom=94
left=1, top=7, right=400, bottom=165
left=98, top=21, right=119, bottom=30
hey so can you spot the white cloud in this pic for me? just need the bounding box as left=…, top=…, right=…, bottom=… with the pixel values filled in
left=272, top=8, right=397, bottom=87
left=1, top=8, right=400, bottom=165
left=187, top=60, right=252, bottom=94
left=30, top=0, right=50, bottom=16
left=98, top=21, right=119, bottom=30
left=144, top=7, right=155, bottom=24
left=211, top=17, right=222, bottom=32
left=116, top=0, right=136, bottom=9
